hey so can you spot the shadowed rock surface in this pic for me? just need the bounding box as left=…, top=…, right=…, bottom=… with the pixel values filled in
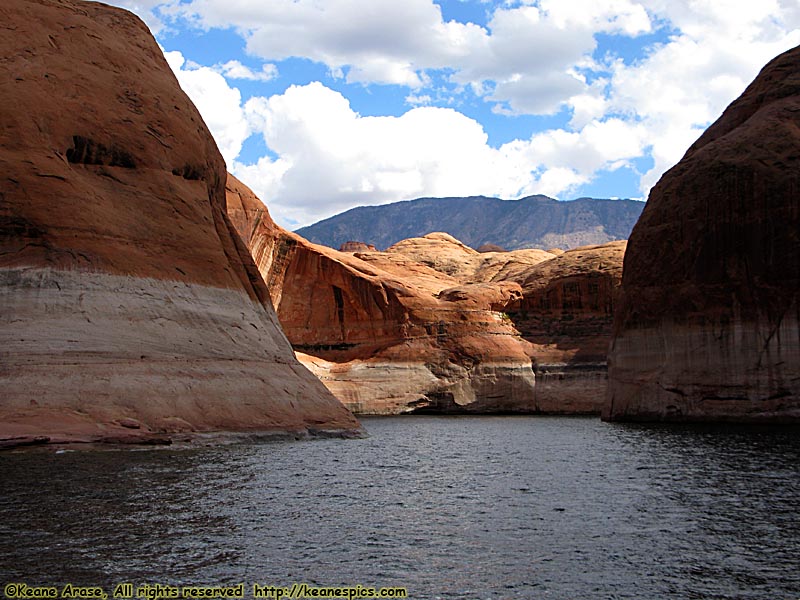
left=507, top=241, right=625, bottom=412
left=229, top=176, right=626, bottom=414
left=0, top=0, right=359, bottom=443
left=296, top=195, right=644, bottom=251
left=605, top=45, right=800, bottom=422
left=477, top=243, right=507, bottom=253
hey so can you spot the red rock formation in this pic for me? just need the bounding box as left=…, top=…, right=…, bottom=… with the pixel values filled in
left=476, top=243, right=508, bottom=253
left=384, top=234, right=624, bottom=412
left=228, top=177, right=538, bottom=413
left=507, top=242, right=625, bottom=412
left=229, top=177, right=626, bottom=414
left=0, top=0, right=358, bottom=443
left=605, top=46, right=800, bottom=422
left=385, top=232, right=483, bottom=280
left=339, top=241, right=377, bottom=252
left=386, top=233, right=556, bottom=283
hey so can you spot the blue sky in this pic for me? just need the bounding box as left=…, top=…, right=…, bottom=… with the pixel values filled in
left=106, top=0, right=799, bottom=229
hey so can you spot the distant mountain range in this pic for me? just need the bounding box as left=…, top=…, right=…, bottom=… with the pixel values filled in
left=295, top=195, right=645, bottom=251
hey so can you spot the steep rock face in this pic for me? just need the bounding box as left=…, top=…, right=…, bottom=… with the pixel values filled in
left=508, top=242, right=625, bottom=412
left=227, top=176, right=538, bottom=414
left=230, top=177, right=626, bottom=414
left=0, top=0, right=358, bottom=442
left=383, top=234, right=624, bottom=412
left=605, top=46, right=800, bottom=422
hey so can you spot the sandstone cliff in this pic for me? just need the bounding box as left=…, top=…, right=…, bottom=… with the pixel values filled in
left=228, top=176, right=538, bottom=413
left=229, top=176, right=625, bottom=414
left=509, top=241, right=625, bottom=412
left=605, top=46, right=800, bottom=422
left=0, top=0, right=358, bottom=444
left=387, top=235, right=624, bottom=412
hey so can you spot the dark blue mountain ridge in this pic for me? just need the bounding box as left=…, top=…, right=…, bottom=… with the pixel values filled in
left=295, top=195, right=645, bottom=251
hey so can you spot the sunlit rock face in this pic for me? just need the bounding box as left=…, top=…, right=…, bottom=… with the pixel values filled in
left=228, top=176, right=539, bottom=414
left=0, top=0, right=359, bottom=443
left=229, top=176, right=626, bottom=414
left=605, top=46, right=800, bottom=423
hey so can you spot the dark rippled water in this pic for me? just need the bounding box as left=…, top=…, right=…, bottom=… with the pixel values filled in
left=1, top=416, right=799, bottom=599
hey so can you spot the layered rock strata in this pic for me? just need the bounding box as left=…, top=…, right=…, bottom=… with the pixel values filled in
left=229, top=177, right=626, bottom=414
left=385, top=235, right=625, bottom=412
left=605, top=46, right=800, bottom=422
left=0, top=0, right=358, bottom=443
left=228, top=177, right=539, bottom=413
left=508, top=242, right=625, bottom=412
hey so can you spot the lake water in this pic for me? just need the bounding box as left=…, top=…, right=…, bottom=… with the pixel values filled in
left=1, top=416, right=799, bottom=599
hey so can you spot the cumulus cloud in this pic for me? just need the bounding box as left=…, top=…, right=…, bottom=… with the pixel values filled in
left=235, top=82, right=530, bottom=224
left=171, top=0, right=646, bottom=115
left=163, top=0, right=653, bottom=116
left=174, top=0, right=478, bottom=87
left=607, top=0, right=800, bottom=193
left=133, top=1, right=800, bottom=224
left=228, top=82, right=646, bottom=227
left=135, top=0, right=797, bottom=125
left=216, top=60, right=278, bottom=82
left=163, top=50, right=250, bottom=165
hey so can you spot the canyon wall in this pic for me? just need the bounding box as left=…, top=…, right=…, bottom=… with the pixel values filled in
left=229, top=177, right=625, bottom=414
left=228, top=176, right=538, bottom=414
left=509, top=241, right=625, bottom=413
left=605, top=46, right=800, bottom=422
left=0, top=0, right=358, bottom=443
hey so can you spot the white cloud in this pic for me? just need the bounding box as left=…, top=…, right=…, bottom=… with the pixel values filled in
left=216, top=60, right=278, bottom=82
left=538, top=0, right=651, bottom=35
left=345, top=57, right=424, bottom=87
left=488, top=71, right=586, bottom=115
left=499, top=117, right=647, bottom=199
left=533, top=167, right=588, bottom=198
left=449, top=1, right=648, bottom=114
left=163, top=50, right=250, bottom=166
left=606, top=0, right=800, bottom=194
left=174, top=0, right=480, bottom=86
left=235, top=82, right=531, bottom=225
left=228, top=82, right=646, bottom=227
left=568, top=79, right=610, bottom=129
left=135, top=0, right=800, bottom=223
left=171, top=0, right=630, bottom=115
left=405, top=93, right=432, bottom=106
